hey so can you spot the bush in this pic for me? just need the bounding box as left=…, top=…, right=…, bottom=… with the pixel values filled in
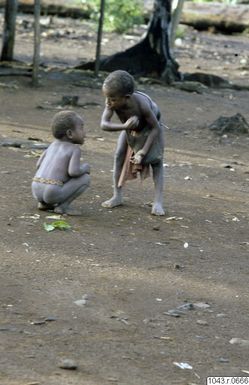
left=80, top=0, right=144, bottom=33
left=191, top=0, right=238, bottom=3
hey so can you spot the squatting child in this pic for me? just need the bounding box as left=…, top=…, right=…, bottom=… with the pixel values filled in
left=100, top=70, right=165, bottom=216
left=32, top=110, right=90, bottom=215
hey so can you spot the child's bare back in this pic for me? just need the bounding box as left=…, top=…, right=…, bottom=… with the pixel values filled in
left=32, top=110, right=90, bottom=215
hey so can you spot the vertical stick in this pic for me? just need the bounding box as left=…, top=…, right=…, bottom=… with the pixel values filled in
left=1, top=0, right=18, bottom=61
left=32, top=0, right=41, bottom=86
left=95, top=0, right=105, bottom=76
left=170, top=0, right=185, bottom=48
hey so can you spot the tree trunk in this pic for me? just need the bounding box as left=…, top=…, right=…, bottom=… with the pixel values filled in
left=78, top=0, right=181, bottom=83
left=181, top=2, right=249, bottom=33
left=1, top=0, right=18, bottom=61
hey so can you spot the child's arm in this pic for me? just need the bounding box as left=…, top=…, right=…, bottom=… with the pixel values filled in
left=101, top=107, right=139, bottom=132
left=68, top=146, right=90, bottom=177
left=133, top=105, right=160, bottom=164
left=36, top=150, right=47, bottom=169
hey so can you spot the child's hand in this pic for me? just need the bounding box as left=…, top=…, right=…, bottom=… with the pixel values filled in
left=81, top=163, right=90, bottom=174
left=131, top=150, right=145, bottom=165
left=124, top=116, right=139, bottom=130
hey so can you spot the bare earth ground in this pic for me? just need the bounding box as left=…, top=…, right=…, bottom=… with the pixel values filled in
left=0, top=12, right=249, bottom=385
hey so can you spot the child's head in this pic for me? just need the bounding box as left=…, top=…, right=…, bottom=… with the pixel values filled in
left=103, top=70, right=135, bottom=97
left=51, top=110, right=85, bottom=144
left=102, top=70, right=135, bottom=109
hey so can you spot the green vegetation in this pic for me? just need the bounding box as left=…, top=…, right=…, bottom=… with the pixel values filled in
left=43, top=220, right=71, bottom=232
left=175, top=24, right=188, bottom=39
left=80, top=0, right=144, bottom=33
left=191, top=0, right=238, bottom=3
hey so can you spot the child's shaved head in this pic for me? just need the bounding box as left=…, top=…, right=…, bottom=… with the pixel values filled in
left=103, top=70, right=135, bottom=96
left=51, top=110, right=82, bottom=139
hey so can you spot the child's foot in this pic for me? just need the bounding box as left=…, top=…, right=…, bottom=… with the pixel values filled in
left=54, top=205, right=82, bottom=216
left=101, top=196, right=123, bottom=208
left=37, top=202, right=54, bottom=211
left=65, top=207, right=83, bottom=216
left=151, top=203, right=165, bottom=216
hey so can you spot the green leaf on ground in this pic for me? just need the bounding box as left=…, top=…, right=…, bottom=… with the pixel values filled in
left=43, top=220, right=71, bottom=232
left=43, top=223, right=55, bottom=232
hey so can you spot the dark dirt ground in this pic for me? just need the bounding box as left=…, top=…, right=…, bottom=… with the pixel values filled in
left=0, top=10, right=249, bottom=385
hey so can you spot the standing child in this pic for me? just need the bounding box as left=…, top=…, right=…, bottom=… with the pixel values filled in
left=32, top=110, right=90, bottom=215
left=101, top=70, right=165, bottom=216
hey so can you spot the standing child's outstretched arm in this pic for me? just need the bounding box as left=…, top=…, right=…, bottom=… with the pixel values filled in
left=101, top=107, right=139, bottom=132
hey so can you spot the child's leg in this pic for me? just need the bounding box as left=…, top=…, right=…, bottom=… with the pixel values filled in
left=43, top=174, right=90, bottom=215
left=102, top=131, right=127, bottom=208
left=151, top=160, right=165, bottom=216
left=32, top=182, right=55, bottom=211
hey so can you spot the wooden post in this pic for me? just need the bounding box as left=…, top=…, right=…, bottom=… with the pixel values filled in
left=95, top=0, right=105, bottom=76
left=32, top=0, right=41, bottom=86
left=170, top=0, right=185, bottom=48
left=1, top=0, right=18, bottom=61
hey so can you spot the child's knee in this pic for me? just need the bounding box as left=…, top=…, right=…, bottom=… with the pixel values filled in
left=114, top=149, right=126, bottom=163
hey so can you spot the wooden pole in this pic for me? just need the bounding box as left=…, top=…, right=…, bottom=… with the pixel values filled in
left=32, top=0, right=41, bottom=86
left=1, top=0, right=18, bottom=61
left=95, top=0, right=105, bottom=76
left=170, top=0, right=185, bottom=48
